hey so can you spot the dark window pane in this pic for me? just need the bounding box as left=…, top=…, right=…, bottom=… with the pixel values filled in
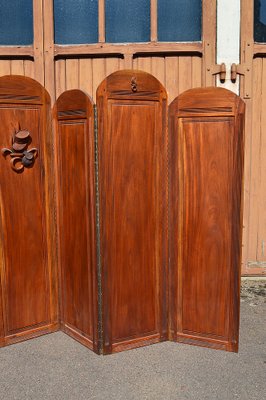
left=254, top=0, right=266, bottom=42
left=54, top=0, right=98, bottom=44
left=0, top=0, right=33, bottom=45
left=105, top=0, right=150, bottom=43
left=158, top=0, right=202, bottom=42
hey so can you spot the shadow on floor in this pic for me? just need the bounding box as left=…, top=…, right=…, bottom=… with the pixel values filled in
left=0, top=282, right=265, bottom=400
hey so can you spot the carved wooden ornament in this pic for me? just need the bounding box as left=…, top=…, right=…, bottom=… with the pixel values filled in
left=1, top=128, right=38, bottom=172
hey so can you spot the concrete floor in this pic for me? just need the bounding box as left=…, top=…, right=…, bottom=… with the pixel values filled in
left=0, top=283, right=265, bottom=400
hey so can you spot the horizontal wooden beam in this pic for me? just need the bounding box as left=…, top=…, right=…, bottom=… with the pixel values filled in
left=54, top=42, right=203, bottom=57
left=253, top=43, right=266, bottom=55
left=0, top=46, right=34, bottom=57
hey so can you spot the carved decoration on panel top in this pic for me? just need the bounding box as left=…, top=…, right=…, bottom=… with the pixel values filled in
left=1, top=127, right=38, bottom=172
left=131, top=76, right=137, bottom=92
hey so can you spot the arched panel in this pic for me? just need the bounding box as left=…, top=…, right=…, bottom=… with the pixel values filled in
left=97, top=70, right=168, bottom=354
left=0, top=76, right=58, bottom=346
left=169, top=87, right=245, bottom=352
left=53, top=90, right=98, bottom=352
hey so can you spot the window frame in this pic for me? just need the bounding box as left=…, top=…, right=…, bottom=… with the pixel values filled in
left=0, top=0, right=217, bottom=98
left=0, top=0, right=44, bottom=83
left=252, top=1, right=266, bottom=53
left=53, top=0, right=206, bottom=54
left=0, top=0, right=216, bottom=61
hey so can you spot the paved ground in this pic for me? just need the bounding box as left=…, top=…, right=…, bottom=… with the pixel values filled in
left=0, top=281, right=265, bottom=400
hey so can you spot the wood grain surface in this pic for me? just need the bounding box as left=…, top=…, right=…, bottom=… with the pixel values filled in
left=0, top=77, right=245, bottom=355
left=54, top=90, right=98, bottom=352
left=169, top=87, right=245, bottom=352
left=0, top=76, right=58, bottom=347
left=97, top=70, right=168, bottom=354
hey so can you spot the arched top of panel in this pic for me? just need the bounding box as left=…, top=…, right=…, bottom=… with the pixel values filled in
left=169, top=87, right=245, bottom=117
left=0, top=75, right=50, bottom=106
left=54, top=89, right=94, bottom=121
left=97, top=70, right=167, bottom=102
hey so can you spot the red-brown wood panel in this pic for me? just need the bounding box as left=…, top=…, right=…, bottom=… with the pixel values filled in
left=54, top=90, right=98, bottom=352
left=0, top=259, right=4, bottom=340
left=97, top=70, right=168, bottom=354
left=0, top=76, right=58, bottom=347
left=169, top=88, right=245, bottom=352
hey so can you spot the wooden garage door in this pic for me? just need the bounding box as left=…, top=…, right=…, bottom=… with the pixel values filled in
left=239, top=0, right=266, bottom=275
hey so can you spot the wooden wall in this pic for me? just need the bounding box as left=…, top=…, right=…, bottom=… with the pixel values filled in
left=54, top=55, right=202, bottom=103
left=241, top=57, right=266, bottom=275
left=0, top=60, right=36, bottom=80
left=240, top=0, right=266, bottom=275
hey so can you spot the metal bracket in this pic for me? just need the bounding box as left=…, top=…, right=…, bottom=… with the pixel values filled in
left=204, top=41, right=226, bottom=86
left=207, top=62, right=226, bottom=82
left=231, top=42, right=253, bottom=99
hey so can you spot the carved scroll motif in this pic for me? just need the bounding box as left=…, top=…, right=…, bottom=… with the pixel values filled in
left=131, top=76, right=137, bottom=92
left=1, top=129, right=38, bottom=172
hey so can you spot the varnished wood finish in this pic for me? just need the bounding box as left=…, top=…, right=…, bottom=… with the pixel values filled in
left=169, top=87, right=245, bottom=352
left=0, top=76, right=58, bottom=347
left=97, top=70, right=168, bottom=354
left=53, top=90, right=98, bottom=352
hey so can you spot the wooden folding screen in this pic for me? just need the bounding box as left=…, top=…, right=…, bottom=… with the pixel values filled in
left=0, top=76, right=58, bottom=347
left=53, top=90, right=98, bottom=352
left=97, top=71, right=168, bottom=354
left=169, top=88, right=245, bottom=352
left=0, top=74, right=245, bottom=355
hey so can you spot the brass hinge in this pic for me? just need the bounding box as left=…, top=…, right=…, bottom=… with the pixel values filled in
left=93, top=104, right=103, bottom=354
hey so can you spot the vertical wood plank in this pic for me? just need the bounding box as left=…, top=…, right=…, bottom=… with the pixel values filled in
left=248, top=58, right=262, bottom=262
left=124, top=54, right=133, bottom=69
left=132, top=57, right=138, bottom=70
left=137, top=57, right=152, bottom=74
left=241, top=94, right=253, bottom=273
left=66, top=59, right=79, bottom=90
left=151, top=57, right=165, bottom=86
left=33, top=0, right=44, bottom=84
left=165, top=57, right=179, bottom=103
left=151, top=0, right=158, bottom=42
left=79, top=58, right=93, bottom=97
left=43, top=0, right=55, bottom=102
left=202, top=0, right=217, bottom=86
left=24, top=60, right=35, bottom=79
left=257, top=59, right=266, bottom=262
left=0, top=61, right=11, bottom=76
left=55, top=60, right=66, bottom=99
left=10, top=60, right=24, bottom=75
left=105, top=58, right=120, bottom=77
left=192, top=56, right=202, bottom=88
left=178, top=57, right=192, bottom=94
left=99, top=0, right=105, bottom=42
left=118, top=57, right=126, bottom=70
left=92, top=58, right=106, bottom=100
